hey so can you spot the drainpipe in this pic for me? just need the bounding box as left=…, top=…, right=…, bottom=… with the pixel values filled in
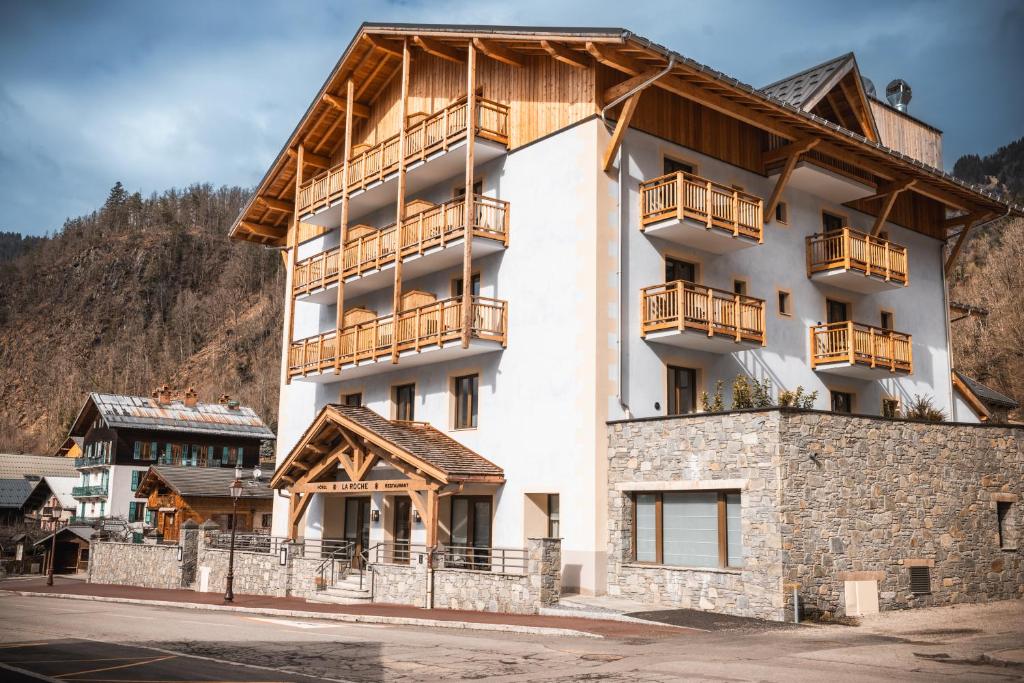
left=602, top=56, right=676, bottom=419
left=942, top=208, right=1009, bottom=420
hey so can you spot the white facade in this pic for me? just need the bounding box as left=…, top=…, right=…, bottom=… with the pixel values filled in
left=74, top=463, right=149, bottom=522
left=273, top=115, right=967, bottom=595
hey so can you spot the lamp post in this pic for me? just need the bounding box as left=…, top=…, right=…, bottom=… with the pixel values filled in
left=46, top=507, right=61, bottom=586
left=224, top=467, right=244, bottom=603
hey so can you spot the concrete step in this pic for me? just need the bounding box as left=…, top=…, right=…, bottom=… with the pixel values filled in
left=307, top=591, right=372, bottom=605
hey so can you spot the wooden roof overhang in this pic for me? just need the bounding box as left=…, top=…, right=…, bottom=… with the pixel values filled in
left=229, top=23, right=1022, bottom=248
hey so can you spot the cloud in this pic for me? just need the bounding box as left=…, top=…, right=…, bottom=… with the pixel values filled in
left=1, top=0, right=1021, bottom=235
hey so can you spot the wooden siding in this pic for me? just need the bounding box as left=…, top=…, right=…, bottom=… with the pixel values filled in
left=145, top=490, right=272, bottom=542
left=869, top=100, right=942, bottom=169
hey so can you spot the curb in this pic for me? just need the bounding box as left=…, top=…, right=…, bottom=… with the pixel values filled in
left=0, top=590, right=602, bottom=639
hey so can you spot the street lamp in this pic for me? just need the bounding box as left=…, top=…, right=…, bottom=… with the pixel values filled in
left=224, top=467, right=244, bottom=603
left=46, top=507, right=61, bottom=586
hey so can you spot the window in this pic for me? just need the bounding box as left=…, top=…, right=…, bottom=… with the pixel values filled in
left=144, top=509, right=155, bottom=526
left=880, top=310, right=894, bottom=330
left=882, top=398, right=901, bottom=418
left=207, top=446, right=216, bottom=466
left=997, top=501, right=1017, bottom=549
left=343, top=392, right=362, bottom=407
left=667, top=366, right=697, bottom=416
left=663, top=157, right=694, bottom=175
left=777, top=290, right=792, bottom=317
left=452, top=273, right=481, bottom=298
left=831, top=391, right=854, bottom=414
left=453, top=180, right=483, bottom=198
left=547, top=494, right=560, bottom=538
left=733, top=279, right=748, bottom=296
left=128, top=501, right=144, bottom=523
left=822, top=211, right=845, bottom=233
left=393, top=384, right=415, bottom=421
left=665, top=257, right=697, bottom=284
left=454, top=374, right=479, bottom=429
left=908, top=566, right=931, bottom=594
left=775, top=202, right=788, bottom=224
left=826, top=299, right=850, bottom=324
left=632, top=491, right=742, bottom=568
left=261, top=513, right=273, bottom=528
left=130, top=470, right=143, bottom=492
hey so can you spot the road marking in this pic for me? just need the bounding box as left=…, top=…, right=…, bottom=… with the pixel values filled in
left=57, top=654, right=176, bottom=678
left=0, top=641, right=52, bottom=649
left=242, top=616, right=380, bottom=630
left=0, top=661, right=61, bottom=682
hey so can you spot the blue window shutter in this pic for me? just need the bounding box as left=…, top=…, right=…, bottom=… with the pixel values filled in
left=133, top=442, right=141, bottom=459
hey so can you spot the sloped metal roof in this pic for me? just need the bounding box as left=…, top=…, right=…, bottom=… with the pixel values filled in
left=0, top=454, right=77, bottom=480
left=0, top=478, right=34, bottom=509
left=140, top=466, right=273, bottom=499
left=80, top=393, right=275, bottom=440
left=955, top=372, right=1019, bottom=409
left=41, top=476, right=79, bottom=510
left=761, top=53, right=854, bottom=109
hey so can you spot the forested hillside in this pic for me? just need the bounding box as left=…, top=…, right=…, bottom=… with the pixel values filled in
left=0, top=183, right=283, bottom=454
left=949, top=136, right=1024, bottom=419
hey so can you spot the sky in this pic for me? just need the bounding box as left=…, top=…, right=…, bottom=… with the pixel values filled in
left=1, top=0, right=1022, bottom=236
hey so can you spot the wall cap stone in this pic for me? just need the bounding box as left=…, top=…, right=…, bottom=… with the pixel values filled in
left=616, top=479, right=748, bottom=492
left=621, top=562, right=743, bottom=576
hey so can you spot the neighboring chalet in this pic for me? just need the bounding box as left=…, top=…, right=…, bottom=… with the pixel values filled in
left=0, top=454, right=77, bottom=526
left=953, top=371, right=1020, bottom=424
left=66, top=387, right=274, bottom=525
left=22, top=477, right=78, bottom=530
left=227, top=23, right=1022, bottom=618
left=135, top=466, right=274, bottom=541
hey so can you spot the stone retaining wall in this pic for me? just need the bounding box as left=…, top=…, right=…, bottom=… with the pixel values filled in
left=607, top=409, right=1024, bottom=621
left=371, top=562, right=427, bottom=608
left=89, top=541, right=183, bottom=590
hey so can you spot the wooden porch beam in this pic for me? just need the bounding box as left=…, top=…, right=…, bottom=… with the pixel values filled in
left=321, top=93, right=369, bottom=119
left=762, top=137, right=820, bottom=167
left=763, top=138, right=819, bottom=223
left=255, top=196, right=294, bottom=214
left=354, top=55, right=391, bottom=101
left=413, top=35, right=463, bottom=63
left=541, top=40, right=588, bottom=68
left=871, top=179, right=916, bottom=236
left=602, top=91, right=642, bottom=172
left=289, top=492, right=314, bottom=539
left=461, top=41, right=477, bottom=349
left=287, top=147, right=329, bottom=170
left=239, top=220, right=285, bottom=239
left=473, top=38, right=523, bottom=67
left=602, top=68, right=662, bottom=107
left=392, top=39, right=411, bottom=364
left=365, top=35, right=405, bottom=58
left=859, top=177, right=915, bottom=204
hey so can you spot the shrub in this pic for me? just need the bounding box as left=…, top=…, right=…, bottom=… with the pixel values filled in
left=904, top=395, right=945, bottom=422
left=731, top=375, right=753, bottom=409
left=701, top=380, right=725, bottom=412
left=778, top=386, right=818, bottom=409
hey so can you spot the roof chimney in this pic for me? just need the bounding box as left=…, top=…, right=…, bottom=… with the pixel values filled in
left=152, top=384, right=174, bottom=405
left=183, top=387, right=199, bottom=408
left=885, top=78, right=912, bottom=113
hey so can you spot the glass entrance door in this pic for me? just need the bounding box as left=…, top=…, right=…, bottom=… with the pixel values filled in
left=392, top=497, right=411, bottom=564
left=450, top=496, right=492, bottom=570
left=344, top=497, right=371, bottom=566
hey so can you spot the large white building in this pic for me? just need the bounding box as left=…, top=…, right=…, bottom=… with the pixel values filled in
left=229, top=24, right=1020, bottom=596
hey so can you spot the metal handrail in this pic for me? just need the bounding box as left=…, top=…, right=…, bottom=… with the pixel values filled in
left=438, top=544, right=528, bottom=574
left=315, top=541, right=354, bottom=592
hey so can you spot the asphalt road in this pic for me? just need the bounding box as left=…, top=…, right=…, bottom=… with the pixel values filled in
left=0, top=593, right=1021, bottom=681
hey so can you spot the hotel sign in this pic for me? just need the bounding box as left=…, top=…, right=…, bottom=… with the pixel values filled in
left=298, top=479, right=429, bottom=494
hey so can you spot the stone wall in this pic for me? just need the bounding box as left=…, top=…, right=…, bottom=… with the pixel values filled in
left=607, top=409, right=1024, bottom=621
left=607, top=411, right=787, bottom=620
left=89, top=542, right=183, bottom=590
left=371, top=562, right=428, bottom=608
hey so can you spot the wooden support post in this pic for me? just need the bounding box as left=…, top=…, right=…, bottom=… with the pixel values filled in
left=944, top=216, right=983, bottom=277
left=334, top=78, right=355, bottom=374
left=391, top=39, right=411, bottom=364
left=871, top=179, right=915, bottom=236
left=764, top=139, right=818, bottom=224
left=601, top=90, right=641, bottom=172
left=283, top=146, right=305, bottom=384
left=461, top=41, right=477, bottom=349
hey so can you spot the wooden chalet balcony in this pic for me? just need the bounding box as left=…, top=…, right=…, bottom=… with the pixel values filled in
left=288, top=295, right=507, bottom=381
left=810, top=321, right=912, bottom=378
left=807, top=228, right=908, bottom=293
left=297, top=98, right=510, bottom=222
left=639, top=171, right=763, bottom=253
left=292, top=195, right=509, bottom=301
left=641, top=280, right=766, bottom=352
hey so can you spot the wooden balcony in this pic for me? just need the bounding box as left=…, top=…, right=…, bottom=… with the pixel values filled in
left=810, top=321, right=912, bottom=378
left=292, top=195, right=509, bottom=301
left=288, top=296, right=507, bottom=381
left=807, top=228, right=908, bottom=292
left=639, top=171, right=763, bottom=252
left=297, top=98, right=510, bottom=223
left=641, top=281, right=766, bottom=352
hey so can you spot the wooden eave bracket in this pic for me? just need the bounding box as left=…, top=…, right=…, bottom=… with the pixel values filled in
left=255, top=196, right=294, bottom=213
left=287, top=147, right=329, bottom=170
left=763, top=138, right=820, bottom=223
left=601, top=91, right=642, bottom=172
left=473, top=38, right=523, bottom=67
left=321, top=93, right=369, bottom=119
left=239, top=220, right=285, bottom=240
left=541, top=40, right=588, bottom=68
left=944, top=212, right=992, bottom=276
left=412, top=35, right=464, bottom=63
left=602, top=69, right=663, bottom=107
left=364, top=34, right=405, bottom=58
left=870, top=178, right=916, bottom=236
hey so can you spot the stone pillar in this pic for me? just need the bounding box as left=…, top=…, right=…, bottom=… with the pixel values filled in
left=527, top=538, right=562, bottom=606
left=179, top=520, right=199, bottom=588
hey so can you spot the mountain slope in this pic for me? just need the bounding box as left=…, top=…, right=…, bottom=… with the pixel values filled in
left=0, top=183, right=283, bottom=453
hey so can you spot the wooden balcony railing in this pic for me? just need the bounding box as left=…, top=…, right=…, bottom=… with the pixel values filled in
left=639, top=171, right=763, bottom=241
left=641, top=281, right=766, bottom=345
left=810, top=321, right=912, bottom=373
left=288, top=296, right=507, bottom=377
left=292, top=195, right=509, bottom=296
left=297, top=98, right=510, bottom=215
left=807, top=228, right=909, bottom=284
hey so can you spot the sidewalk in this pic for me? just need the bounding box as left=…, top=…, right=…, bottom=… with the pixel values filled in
left=0, top=577, right=684, bottom=640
